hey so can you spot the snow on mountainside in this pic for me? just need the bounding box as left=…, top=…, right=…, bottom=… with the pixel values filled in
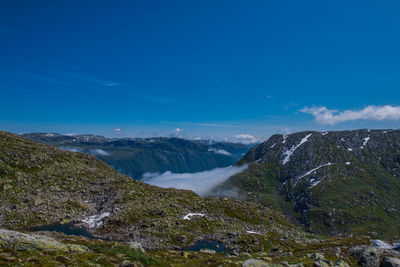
left=213, top=129, right=400, bottom=239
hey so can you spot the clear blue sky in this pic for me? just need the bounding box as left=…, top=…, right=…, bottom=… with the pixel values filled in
left=1, top=1, right=400, bottom=142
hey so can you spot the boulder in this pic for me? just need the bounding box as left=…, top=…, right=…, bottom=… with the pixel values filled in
left=373, top=240, right=394, bottom=249
left=242, top=259, right=270, bottom=267
left=359, top=247, right=380, bottom=267
left=333, top=260, right=350, bottom=267
left=125, top=241, right=145, bottom=253
left=381, top=257, right=400, bottom=267
left=0, top=229, right=88, bottom=252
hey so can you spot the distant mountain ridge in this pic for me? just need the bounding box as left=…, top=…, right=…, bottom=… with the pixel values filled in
left=22, top=133, right=254, bottom=179
left=213, top=129, right=400, bottom=239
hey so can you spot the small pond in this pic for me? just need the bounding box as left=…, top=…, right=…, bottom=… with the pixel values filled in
left=29, top=222, right=95, bottom=239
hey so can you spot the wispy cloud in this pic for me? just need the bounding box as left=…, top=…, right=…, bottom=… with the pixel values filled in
left=234, top=134, right=259, bottom=144
left=300, top=105, right=400, bottom=125
left=142, top=165, right=248, bottom=196
left=208, top=148, right=232, bottom=156
left=16, top=70, right=120, bottom=88
left=90, top=149, right=109, bottom=156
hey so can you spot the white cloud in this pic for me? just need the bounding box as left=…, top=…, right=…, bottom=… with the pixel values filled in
left=141, top=165, right=248, bottom=196
left=208, top=148, right=232, bottom=156
left=300, top=105, right=400, bottom=125
left=234, top=134, right=259, bottom=144
left=90, top=149, right=109, bottom=156
left=171, top=128, right=183, bottom=137
left=113, top=128, right=121, bottom=132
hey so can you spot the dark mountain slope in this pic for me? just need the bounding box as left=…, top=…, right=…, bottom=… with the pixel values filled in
left=22, top=133, right=253, bottom=178
left=213, top=129, right=400, bottom=239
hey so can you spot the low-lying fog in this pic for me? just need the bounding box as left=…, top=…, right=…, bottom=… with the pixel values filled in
left=141, top=165, right=248, bottom=195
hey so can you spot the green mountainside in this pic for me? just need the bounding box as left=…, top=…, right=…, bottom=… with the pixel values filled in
left=0, top=131, right=307, bottom=251
left=22, top=133, right=252, bottom=179
left=213, top=129, right=400, bottom=240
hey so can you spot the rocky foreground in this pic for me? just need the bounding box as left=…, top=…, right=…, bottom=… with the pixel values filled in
left=2, top=228, right=400, bottom=266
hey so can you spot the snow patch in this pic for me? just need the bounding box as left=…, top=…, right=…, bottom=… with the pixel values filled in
left=183, top=213, right=205, bottom=220
left=282, top=134, right=312, bottom=165
left=345, top=162, right=351, bottom=165
left=82, top=212, right=110, bottom=228
left=361, top=137, right=370, bottom=149
left=270, top=143, right=276, bottom=148
left=293, top=162, right=333, bottom=187
left=348, top=148, right=353, bottom=152
left=246, top=230, right=261, bottom=235
left=309, top=179, right=321, bottom=188
left=321, top=132, right=328, bottom=136
left=282, top=135, right=288, bottom=144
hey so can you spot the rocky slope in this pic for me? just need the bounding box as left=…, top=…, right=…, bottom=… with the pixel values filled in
left=213, top=129, right=400, bottom=239
left=0, top=228, right=382, bottom=266
left=22, top=133, right=253, bottom=179
left=0, top=130, right=307, bottom=253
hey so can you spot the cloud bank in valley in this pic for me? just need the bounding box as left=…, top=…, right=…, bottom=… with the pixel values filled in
left=90, top=149, right=109, bottom=156
left=208, top=148, right=232, bottom=156
left=301, top=105, right=400, bottom=125
left=141, top=165, right=248, bottom=196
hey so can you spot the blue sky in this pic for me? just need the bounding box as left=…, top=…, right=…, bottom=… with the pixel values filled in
left=1, top=1, right=400, bottom=142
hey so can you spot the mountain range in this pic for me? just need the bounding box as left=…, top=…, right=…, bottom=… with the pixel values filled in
left=22, top=133, right=253, bottom=179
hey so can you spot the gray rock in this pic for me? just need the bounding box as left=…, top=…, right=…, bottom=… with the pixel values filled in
left=125, top=241, right=145, bottom=253
left=200, top=248, right=216, bottom=254
left=307, top=253, right=325, bottom=261
left=373, top=240, right=394, bottom=249
left=381, top=257, right=400, bottom=267
left=359, top=246, right=380, bottom=267
left=313, top=260, right=329, bottom=267
left=242, top=259, right=269, bottom=267
left=333, top=260, right=350, bottom=267
left=0, top=229, right=88, bottom=252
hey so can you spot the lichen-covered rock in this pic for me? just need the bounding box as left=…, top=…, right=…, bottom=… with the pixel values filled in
left=333, top=259, right=350, bottom=267
left=242, top=259, right=270, bottom=267
left=381, top=257, right=400, bottom=267
left=0, top=229, right=88, bottom=252
left=125, top=241, right=145, bottom=253
left=359, top=246, right=380, bottom=267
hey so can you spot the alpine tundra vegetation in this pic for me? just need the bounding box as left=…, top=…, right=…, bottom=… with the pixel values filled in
left=3, top=130, right=400, bottom=266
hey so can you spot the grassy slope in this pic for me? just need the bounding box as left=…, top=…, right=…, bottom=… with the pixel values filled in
left=214, top=130, right=400, bottom=240
left=0, top=131, right=307, bottom=252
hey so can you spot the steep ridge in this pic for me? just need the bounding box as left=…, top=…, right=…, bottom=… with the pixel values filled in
left=213, top=129, right=400, bottom=239
left=0, top=130, right=306, bottom=252
left=22, top=133, right=252, bottom=179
